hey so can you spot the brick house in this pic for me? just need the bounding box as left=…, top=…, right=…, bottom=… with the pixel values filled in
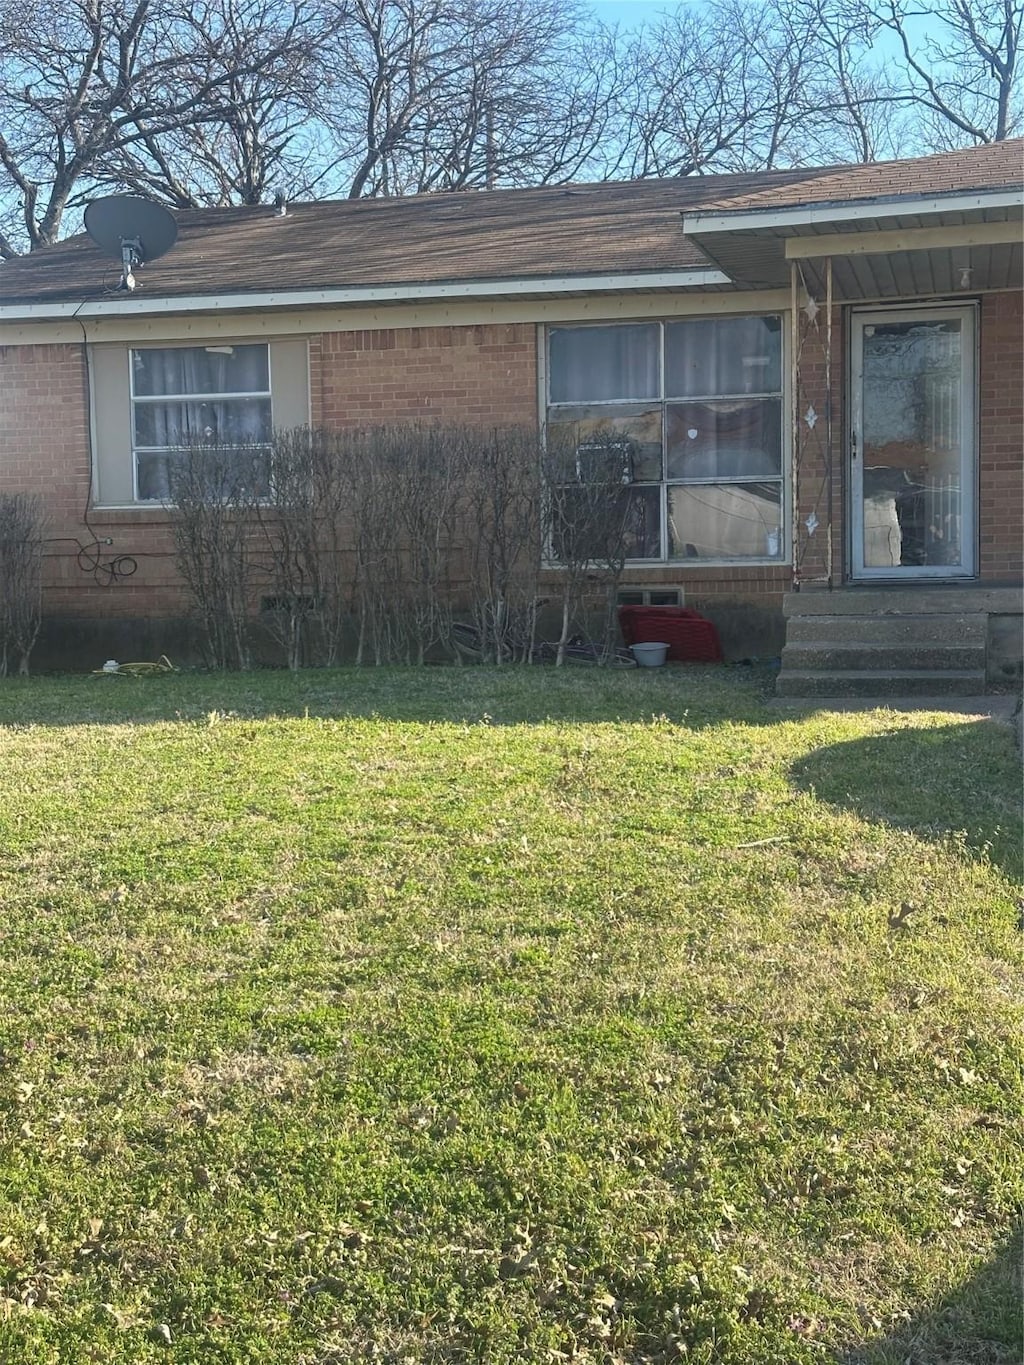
left=1, top=140, right=1021, bottom=691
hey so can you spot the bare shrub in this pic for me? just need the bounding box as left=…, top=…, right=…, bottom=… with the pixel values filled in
left=0, top=492, right=46, bottom=676
left=543, top=429, right=637, bottom=665
left=168, top=443, right=265, bottom=670
left=332, top=424, right=475, bottom=666
left=393, top=425, right=472, bottom=664
left=256, top=427, right=318, bottom=671
left=342, top=428, right=407, bottom=665
left=257, top=427, right=354, bottom=670
left=462, top=426, right=543, bottom=663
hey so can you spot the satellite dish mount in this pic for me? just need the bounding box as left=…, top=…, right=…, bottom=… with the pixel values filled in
left=84, top=195, right=178, bottom=292
left=118, top=236, right=143, bottom=291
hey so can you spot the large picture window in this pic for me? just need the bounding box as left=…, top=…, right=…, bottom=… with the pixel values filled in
left=547, top=317, right=786, bottom=562
left=130, top=344, right=273, bottom=501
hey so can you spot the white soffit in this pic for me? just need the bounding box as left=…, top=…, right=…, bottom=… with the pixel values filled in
left=682, top=189, right=1024, bottom=236
left=0, top=268, right=732, bottom=322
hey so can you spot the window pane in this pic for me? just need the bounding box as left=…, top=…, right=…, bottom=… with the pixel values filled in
left=623, top=486, right=661, bottom=559
left=136, top=449, right=271, bottom=502
left=549, top=325, right=659, bottom=403
left=861, top=320, right=964, bottom=568
left=134, top=398, right=272, bottom=448
left=551, top=485, right=661, bottom=561
left=665, top=316, right=781, bottom=397
left=666, top=400, right=781, bottom=480
left=547, top=404, right=663, bottom=481
left=668, top=482, right=783, bottom=560
left=133, top=345, right=270, bottom=396
left=136, top=450, right=181, bottom=502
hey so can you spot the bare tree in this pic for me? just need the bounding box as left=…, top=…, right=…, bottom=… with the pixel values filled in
left=859, top=0, right=1022, bottom=146
left=782, top=0, right=915, bottom=164
left=0, top=0, right=321, bottom=256
left=617, top=0, right=821, bottom=178
left=542, top=430, right=636, bottom=666
left=619, top=0, right=1020, bottom=177
left=315, top=0, right=618, bottom=198
left=255, top=427, right=321, bottom=671
left=390, top=425, right=469, bottom=663
left=2, top=0, right=1018, bottom=262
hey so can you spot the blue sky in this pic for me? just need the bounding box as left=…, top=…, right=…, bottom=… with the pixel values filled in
left=584, top=1, right=678, bottom=30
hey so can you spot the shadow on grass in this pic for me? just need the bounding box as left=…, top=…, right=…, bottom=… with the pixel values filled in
left=791, top=721, right=1023, bottom=883
left=837, top=1227, right=1023, bottom=1364
left=0, top=663, right=782, bottom=730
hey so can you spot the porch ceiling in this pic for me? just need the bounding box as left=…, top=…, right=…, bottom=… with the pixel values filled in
left=687, top=200, right=1023, bottom=301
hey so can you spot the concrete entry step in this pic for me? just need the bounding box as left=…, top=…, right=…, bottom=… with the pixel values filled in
left=784, top=586, right=1022, bottom=616
left=776, top=669, right=988, bottom=698
left=781, top=643, right=987, bottom=672
left=776, top=585, right=1021, bottom=699
left=783, top=613, right=987, bottom=646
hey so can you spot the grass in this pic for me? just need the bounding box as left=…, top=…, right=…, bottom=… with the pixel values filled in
left=0, top=665, right=1021, bottom=1365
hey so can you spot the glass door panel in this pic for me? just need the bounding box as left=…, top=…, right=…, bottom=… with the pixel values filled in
left=851, top=307, right=975, bottom=578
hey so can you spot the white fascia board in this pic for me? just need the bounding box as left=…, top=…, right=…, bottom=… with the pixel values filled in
left=0, top=267, right=731, bottom=322
left=682, top=189, right=1023, bottom=235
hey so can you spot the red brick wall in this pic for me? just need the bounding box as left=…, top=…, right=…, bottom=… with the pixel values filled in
left=310, top=323, right=538, bottom=428
left=978, top=290, right=1023, bottom=580
left=1, top=342, right=183, bottom=622
left=2, top=302, right=1019, bottom=653
left=2, top=324, right=542, bottom=629
left=1, top=341, right=90, bottom=544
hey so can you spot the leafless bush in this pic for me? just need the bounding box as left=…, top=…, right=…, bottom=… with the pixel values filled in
left=462, top=426, right=544, bottom=663
left=256, top=427, right=317, bottom=670
left=543, top=429, right=636, bottom=665
left=393, top=425, right=472, bottom=664
left=339, top=427, right=407, bottom=665
left=0, top=492, right=45, bottom=676
left=168, top=443, right=265, bottom=670
left=256, top=427, right=355, bottom=670
left=165, top=420, right=639, bottom=673
left=327, top=424, right=475, bottom=666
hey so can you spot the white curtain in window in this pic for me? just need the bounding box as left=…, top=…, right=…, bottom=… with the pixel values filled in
left=133, top=346, right=271, bottom=500
left=549, top=325, right=659, bottom=403
left=665, top=317, right=781, bottom=399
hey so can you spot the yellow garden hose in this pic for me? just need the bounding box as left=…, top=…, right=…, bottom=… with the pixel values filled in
left=92, top=656, right=176, bottom=676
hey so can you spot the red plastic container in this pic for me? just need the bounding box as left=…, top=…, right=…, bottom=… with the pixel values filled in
left=618, top=605, right=723, bottom=664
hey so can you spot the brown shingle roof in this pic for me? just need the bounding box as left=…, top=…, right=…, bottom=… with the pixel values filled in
left=2, top=140, right=1021, bottom=306
left=686, top=138, right=1024, bottom=216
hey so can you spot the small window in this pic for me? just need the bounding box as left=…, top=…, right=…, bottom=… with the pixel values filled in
left=617, top=587, right=683, bottom=606
left=130, top=344, right=273, bottom=501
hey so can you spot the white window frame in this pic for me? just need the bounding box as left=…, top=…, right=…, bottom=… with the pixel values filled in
left=544, top=317, right=790, bottom=566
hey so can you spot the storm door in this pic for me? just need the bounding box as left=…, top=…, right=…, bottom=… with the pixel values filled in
left=850, top=305, right=976, bottom=578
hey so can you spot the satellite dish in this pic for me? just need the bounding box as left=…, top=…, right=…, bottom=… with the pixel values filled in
left=84, top=195, right=178, bottom=292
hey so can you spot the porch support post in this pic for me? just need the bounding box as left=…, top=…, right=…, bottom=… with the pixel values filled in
left=825, top=256, right=833, bottom=589
left=790, top=259, right=800, bottom=589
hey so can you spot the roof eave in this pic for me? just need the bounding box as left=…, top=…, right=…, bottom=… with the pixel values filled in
left=0, top=266, right=732, bottom=322
left=682, top=188, right=1024, bottom=236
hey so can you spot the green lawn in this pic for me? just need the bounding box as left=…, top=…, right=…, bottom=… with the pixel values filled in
left=0, top=667, right=1021, bottom=1365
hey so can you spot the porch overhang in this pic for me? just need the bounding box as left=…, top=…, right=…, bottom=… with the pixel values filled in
left=683, top=189, right=1023, bottom=301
